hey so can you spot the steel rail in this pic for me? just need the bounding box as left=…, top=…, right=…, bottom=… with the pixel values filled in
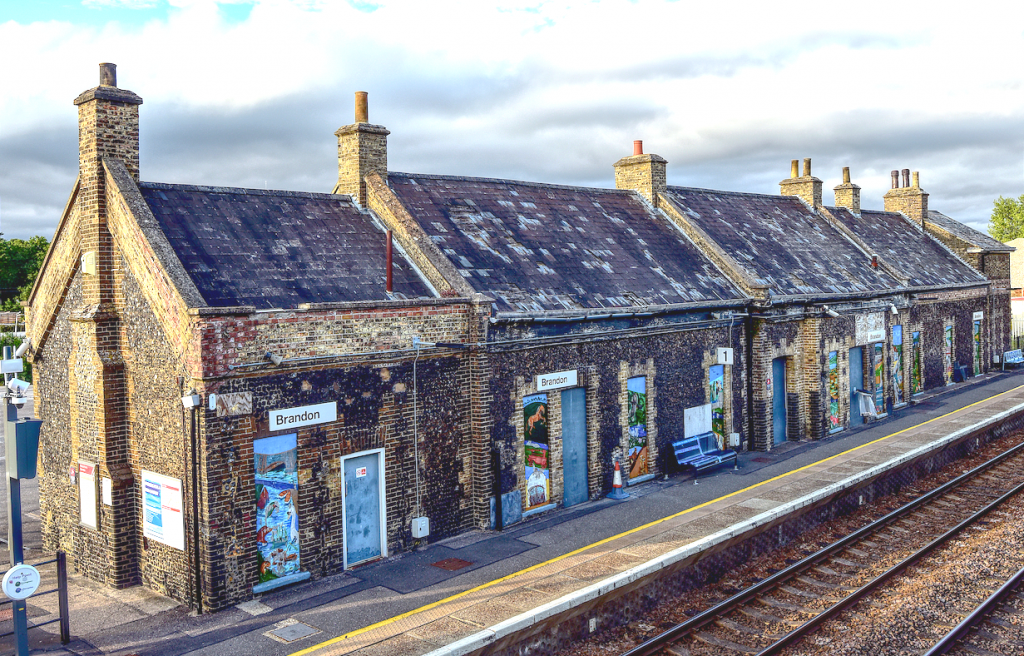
left=761, top=476, right=1024, bottom=654
left=620, top=439, right=1024, bottom=656
left=923, top=563, right=1024, bottom=655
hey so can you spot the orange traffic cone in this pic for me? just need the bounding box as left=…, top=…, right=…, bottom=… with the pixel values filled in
left=608, top=459, right=629, bottom=499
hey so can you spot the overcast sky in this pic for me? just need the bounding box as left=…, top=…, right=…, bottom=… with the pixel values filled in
left=2, top=0, right=1022, bottom=241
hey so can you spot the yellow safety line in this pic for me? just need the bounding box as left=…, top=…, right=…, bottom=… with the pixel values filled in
left=290, top=383, right=1024, bottom=656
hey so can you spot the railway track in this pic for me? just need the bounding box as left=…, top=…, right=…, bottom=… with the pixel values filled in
left=924, top=564, right=1024, bottom=655
left=620, top=439, right=1024, bottom=656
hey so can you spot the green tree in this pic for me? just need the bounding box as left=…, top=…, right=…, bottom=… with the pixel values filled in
left=0, top=235, right=49, bottom=312
left=988, top=194, right=1024, bottom=242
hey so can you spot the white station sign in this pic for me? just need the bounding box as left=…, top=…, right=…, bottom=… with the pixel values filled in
left=2, top=564, right=40, bottom=600
left=269, top=402, right=337, bottom=430
left=536, top=369, right=578, bottom=392
left=973, top=311, right=984, bottom=321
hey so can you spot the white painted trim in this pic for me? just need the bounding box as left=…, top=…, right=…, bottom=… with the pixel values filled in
left=340, top=448, right=387, bottom=570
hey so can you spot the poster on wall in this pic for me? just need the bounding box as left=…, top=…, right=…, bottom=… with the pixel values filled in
left=973, top=320, right=982, bottom=375
left=912, top=331, right=923, bottom=395
left=141, top=470, right=184, bottom=550
left=523, top=394, right=550, bottom=509
left=626, top=377, right=648, bottom=479
left=254, top=434, right=301, bottom=585
left=827, top=351, right=841, bottom=431
left=873, top=343, right=885, bottom=414
left=709, top=365, right=725, bottom=449
left=684, top=403, right=712, bottom=438
left=944, top=325, right=954, bottom=385
left=892, top=326, right=905, bottom=406
left=79, top=462, right=97, bottom=529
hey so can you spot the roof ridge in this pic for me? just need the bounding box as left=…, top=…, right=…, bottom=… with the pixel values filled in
left=388, top=171, right=636, bottom=196
left=666, top=185, right=800, bottom=202
left=138, top=181, right=355, bottom=203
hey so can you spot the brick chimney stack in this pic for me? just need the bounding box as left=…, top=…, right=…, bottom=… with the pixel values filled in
left=884, top=168, right=929, bottom=227
left=833, top=166, right=861, bottom=214
left=68, top=63, right=140, bottom=586
left=73, top=62, right=143, bottom=306
left=334, top=91, right=389, bottom=206
left=613, top=140, right=667, bottom=207
left=779, top=158, right=823, bottom=209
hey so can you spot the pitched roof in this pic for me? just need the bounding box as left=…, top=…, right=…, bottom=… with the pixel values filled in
left=828, top=208, right=985, bottom=287
left=926, top=210, right=1012, bottom=252
left=386, top=173, right=743, bottom=312
left=139, top=183, right=432, bottom=309
left=662, top=187, right=898, bottom=297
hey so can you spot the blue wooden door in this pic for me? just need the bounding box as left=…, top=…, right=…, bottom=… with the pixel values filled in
left=772, top=358, right=787, bottom=445
left=850, top=347, right=863, bottom=426
left=344, top=452, right=383, bottom=568
left=561, top=387, right=588, bottom=508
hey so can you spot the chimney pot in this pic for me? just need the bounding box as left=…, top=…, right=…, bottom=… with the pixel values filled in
left=902, top=169, right=910, bottom=188
left=842, top=166, right=851, bottom=184
left=99, top=62, right=116, bottom=87
left=891, top=170, right=899, bottom=189
left=633, top=140, right=643, bottom=156
left=355, top=91, right=368, bottom=123
left=912, top=171, right=920, bottom=188
left=790, top=159, right=799, bottom=178
left=803, top=158, right=811, bottom=177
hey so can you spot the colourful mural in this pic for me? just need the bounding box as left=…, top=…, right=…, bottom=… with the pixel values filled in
left=973, top=319, right=982, bottom=375
left=709, top=365, right=725, bottom=449
left=523, top=393, right=550, bottom=509
left=892, top=326, right=904, bottom=406
left=626, top=377, right=648, bottom=479
left=944, top=325, right=954, bottom=384
left=827, top=351, right=841, bottom=430
left=254, top=434, right=300, bottom=584
left=873, top=343, right=884, bottom=414
left=912, top=331, right=923, bottom=395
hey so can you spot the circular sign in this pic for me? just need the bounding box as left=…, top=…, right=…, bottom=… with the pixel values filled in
left=2, top=564, right=41, bottom=600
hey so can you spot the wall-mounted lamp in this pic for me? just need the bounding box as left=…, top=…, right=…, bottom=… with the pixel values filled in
left=265, top=352, right=285, bottom=366
left=824, top=306, right=840, bottom=318
left=890, top=304, right=899, bottom=316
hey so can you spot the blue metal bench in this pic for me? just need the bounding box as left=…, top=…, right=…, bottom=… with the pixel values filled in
left=672, top=431, right=737, bottom=476
left=1003, top=349, right=1023, bottom=371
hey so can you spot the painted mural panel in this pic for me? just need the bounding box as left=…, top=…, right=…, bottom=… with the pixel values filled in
left=873, top=343, right=884, bottom=414
left=709, top=365, right=725, bottom=449
left=255, top=434, right=300, bottom=585
left=523, top=393, right=550, bottom=509
left=944, top=325, right=954, bottom=384
left=912, top=331, right=923, bottom=395
left=973, top=319, right=982, bottom=375
left=626, top=377, right=649, bottom=479
left=827, top=351, right=841, bottom=431
left=892, top=326, right=904, bottom=406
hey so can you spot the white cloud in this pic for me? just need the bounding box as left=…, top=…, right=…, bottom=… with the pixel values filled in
left=1, top=0, right=1023, bottom=239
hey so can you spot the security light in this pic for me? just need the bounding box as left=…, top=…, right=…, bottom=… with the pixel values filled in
left=824, top=306, right=840, bottom=318
left=890, top=304, right=899, bottom=316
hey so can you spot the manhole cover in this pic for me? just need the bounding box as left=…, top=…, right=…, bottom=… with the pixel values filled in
left=431, top=558, right=473, bottom=571
left=268, top=621, right=320, bottom=643
left=751, top=457, right=772, bottom=463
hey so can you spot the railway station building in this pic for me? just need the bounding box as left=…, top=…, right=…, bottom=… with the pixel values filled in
left=25, top=65, right=1011, bottom=609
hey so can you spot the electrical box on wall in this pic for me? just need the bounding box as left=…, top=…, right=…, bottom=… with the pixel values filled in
left=411, top=516, right=430, bottom=539
left=81, top=251, right=97, bottom=275
left=717, top=348, right=734, bottom=365
left=728, top=433, right=740, bottom=448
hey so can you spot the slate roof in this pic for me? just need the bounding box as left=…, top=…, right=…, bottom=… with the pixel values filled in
left=139, top=183, right=432, bottom=309
left=662, top=188, right=898, bottom=297
left=926, top=210, right=1013, bottom=252
left=386, top=173, right=743, bottom=312
left=828, top=208, right=985, bottom=287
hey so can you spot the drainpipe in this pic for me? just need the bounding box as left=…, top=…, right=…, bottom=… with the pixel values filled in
left=744, top=313, right=755, bottom=452
left=188, top=399, right=203, bottom=614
